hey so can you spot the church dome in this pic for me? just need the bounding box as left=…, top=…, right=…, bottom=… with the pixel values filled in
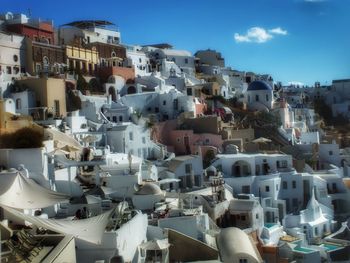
left=206, top=166, right=217, bottom=173
left=247, top=80, right=272, bottom=91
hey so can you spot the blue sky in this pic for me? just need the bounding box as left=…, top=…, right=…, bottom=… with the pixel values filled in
left=1, top=0, right=350, bottom=85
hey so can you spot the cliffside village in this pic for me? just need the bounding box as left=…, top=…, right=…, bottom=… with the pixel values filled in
left=1, top=11, right=350, bottom=263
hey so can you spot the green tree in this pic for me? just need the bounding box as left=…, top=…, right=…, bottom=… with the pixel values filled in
left=203, top=149, right=216, bottom=168
left=76, top=70, right=88, bottom=91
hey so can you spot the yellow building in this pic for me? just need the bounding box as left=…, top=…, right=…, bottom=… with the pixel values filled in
left=65, top=45, right=99, bottom=74
left=16, top=77, right=67, bottom=118
left=0, top=99, right=41, bottom=135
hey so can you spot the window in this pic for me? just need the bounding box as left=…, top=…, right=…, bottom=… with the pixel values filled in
left=266, top=94, right=269, bottom=101
left=129, top=132, right=133, bottom=141
left=13, top=55, right=18, bottom=62
left=184, top=58, right=188, bottom=64
left=314, top=227, right=319, bottom=236
left=54, top=100, right=60, bottom=116
left=6, top=66, right=11, bottom=74
left=255, top=164, right=260, bottom=175
left=292, top=181, right=296, bottom=189
left=185, top=164, right=192, bottom=174
left=256, top=214, right=259, bottom=219
left=112, top=116, right=117, bottom=122
left=15, top=98, right=21, bottom=110
left=283, top=181, right=288, bottom=189
left=255, top=94, right=259, bottom=102
left=13, top=67, right=19, bottom=74
left=279, top=160, right=288, bottom=168
left=329, top=151, right=333, bottom=156
left=119, top=116, right=123, bottom=122
left=142, top=137, right=146, bottom=144
left=241, top=215, right=246, bottom=221
left=265, top=185, right=270, bottom=192
left=155, top=107, right=159, bottom=113
left=163, top=100, right=166, bottom=106
left=139, top=58, right=142, bottom=63
left=239, top=259, right=248, bottom=263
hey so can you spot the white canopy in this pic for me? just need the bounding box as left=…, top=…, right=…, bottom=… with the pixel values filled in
left=252, top=137, right=272, bottom=143
left=157, top=178, right=181, bottom=185
left=4, top=206, right=114, bottom=244
left=139, top=239, right=170, bottom=250
left=0, top=171, right=69, bottom=209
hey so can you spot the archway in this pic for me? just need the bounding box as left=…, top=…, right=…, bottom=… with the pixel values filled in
left=231, top=160, right=251, bottom=177
left=127, top=86, right=136, bottom=94
left=108, top=86, right=117, bottom=101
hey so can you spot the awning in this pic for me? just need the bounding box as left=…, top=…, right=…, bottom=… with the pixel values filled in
left=139, top=239, right=170, bottom=250
left=60, top=145, right=81, bottom=153
left=252, top=137, right=272, bottom=143
left=81, top=135, right=99, bottom=143
left=4, top=206, right=115, bottom=244
left=0, top=171, right=69, bottom=209
left=86, top=186, right=118, bottom=197
left=47, top=148, right=70, bottom=156
left=157, top=178, right=181, bottom=185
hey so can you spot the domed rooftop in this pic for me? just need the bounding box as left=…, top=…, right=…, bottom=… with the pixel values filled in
left=247, top=80, right=272, bottom=91
left=135, top=183, right=162, bottom=195
left=206, top=166, right=217, bottom=173
left=217, top=227, right=262, bottom=262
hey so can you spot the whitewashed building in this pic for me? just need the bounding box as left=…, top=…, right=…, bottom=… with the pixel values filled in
left=124, top=45, right=151, bottom=77
left=0, top=31, right=25, bottom=96
left=151, top=49, right=195, bottom=76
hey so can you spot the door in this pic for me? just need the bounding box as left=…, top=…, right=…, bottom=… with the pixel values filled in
left=54, top=100, right=60, bottom=117
left=184, top=136, right=191, bottom=154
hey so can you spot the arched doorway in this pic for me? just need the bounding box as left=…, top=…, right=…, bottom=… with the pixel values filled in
left=231, top=161, right=251, bottom=177
left=127, top=86, right=136, bottom=94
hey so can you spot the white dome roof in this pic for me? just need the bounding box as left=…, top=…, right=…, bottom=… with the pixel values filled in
left=135, top=183, right=162, bottom=195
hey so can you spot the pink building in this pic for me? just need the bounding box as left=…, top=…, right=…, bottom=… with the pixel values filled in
left=154, top=119, right=224, bottom=157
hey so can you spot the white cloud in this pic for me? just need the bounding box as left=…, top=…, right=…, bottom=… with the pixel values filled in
left=234, top=27, right=272, bottom=43
left=234, top=26, right=288, bottom=43
left=268, top=27, right=288, bottom=35
left=288, top=81, right=305, bottom=87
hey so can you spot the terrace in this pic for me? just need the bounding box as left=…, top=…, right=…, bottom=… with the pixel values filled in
left=0, top=223, right=75, bottom=263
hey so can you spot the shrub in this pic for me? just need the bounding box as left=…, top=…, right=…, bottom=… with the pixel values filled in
left=0, top=127, right=44, bottom=149
left=203, top=149, right=216, bottom=168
